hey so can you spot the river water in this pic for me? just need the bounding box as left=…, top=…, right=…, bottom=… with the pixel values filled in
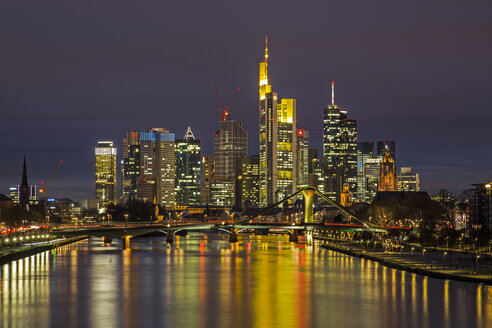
left=1, top=234, right=491, bottom=328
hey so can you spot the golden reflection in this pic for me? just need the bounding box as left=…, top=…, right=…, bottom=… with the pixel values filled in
left=477, top=285, right=483, bottom=327
left=423, top=276, right=428, bottom=326
left=444, top=280, right=450, bottom=326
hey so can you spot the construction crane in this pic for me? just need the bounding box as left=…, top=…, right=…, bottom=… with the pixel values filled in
left=39, top=160, right=63, bottom=222
left=213, top=82, right=240, bottom=121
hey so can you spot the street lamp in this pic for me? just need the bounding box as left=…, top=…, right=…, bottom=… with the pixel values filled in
left=443, top=252, right=447, bottom=268
left=475, top=255, right=480, bottom=274
left=125, top=214, right=129, bottom=229
left=422, top=249, right=426, bottom=257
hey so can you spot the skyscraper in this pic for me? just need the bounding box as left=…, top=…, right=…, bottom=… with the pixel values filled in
left=276, top=98, right=297, bottom=200
left=398, top=167, right=420, bottom=192
left=357, top=141, right=374, bottom=202
left=200, top=155, right=214, bottom=204
left=95, top=141, right=117, bottom=206
left=211, top=110, right=248, bottom=206
left=258, top=37, right=297, bottom=205
left=235, top=155, right=260, bottom=209
left=377, top=140, right=396, bottom=161
left=322, top=82, right=358, bottom=201
left=296, top=129, right=309, bottom=189
left=122, top=128, right=175, bottom=206
left=175, top=127, right=201, bottom=206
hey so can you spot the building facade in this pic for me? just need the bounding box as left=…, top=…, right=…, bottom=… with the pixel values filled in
left=397, top=167, right=420, bottom=192
left=235, top=155, right=260, bottom=209
left=469, top=182, right=492, bottom=232
left=296, top=129, right=309, bottom=189
left=122, top=128, right=175, bottom=207
left=175, top=127, right=201, bottom=206
left=378, top=148, right=397, bottom=191
left=321, top=82, right=358, bottom=201
left=95, top=141, right=117, bottom=206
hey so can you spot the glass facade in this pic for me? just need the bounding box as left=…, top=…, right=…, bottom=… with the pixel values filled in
left=95, top=141, right=117, bottom=206
left=175, top=127, right=201, bottom=206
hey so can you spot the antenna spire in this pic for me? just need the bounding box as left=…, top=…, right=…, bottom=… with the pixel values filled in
left=264, top=36, right=268, bottom=63
left=331, top=81, right=335, bottom=106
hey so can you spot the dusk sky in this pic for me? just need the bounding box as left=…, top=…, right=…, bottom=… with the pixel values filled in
left=1, top=0, right=491, bottom=201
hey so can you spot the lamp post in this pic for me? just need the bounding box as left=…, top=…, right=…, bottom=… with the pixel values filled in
left=443, top=252, right=447, bottom=268
left=475, top=255, right=480, bottom=274
left=125, top=214, right=129, bottom=229
left=422, top=249, right=426, bottom=258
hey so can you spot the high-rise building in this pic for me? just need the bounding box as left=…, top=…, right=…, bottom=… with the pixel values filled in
left=258, top=37, right=297, bottom=205
left=200, top=155, right=214, bottom=204
left=469, top=182, right=492, bottom=232
left=321, top=82, right=358, bottom=201
left=296, top=129, right=309, bottom=189
left=175, top=127, right=201, bottom=206
left=357, top=142, right=375, bottom=202
left=398, top=167, right=420, bottom=192
left=379, top=147, right=397, bottom=191
left=377, top=140, right=396, bottom=161
left=235, top=155, right=260, bottom=209
left=211, top=109, right=248, bottom=207
left=122, top=128, right=175, bottom=207
left=95, top=141, right=117, bottom=206
left=276, top=98, right=297, bottom=200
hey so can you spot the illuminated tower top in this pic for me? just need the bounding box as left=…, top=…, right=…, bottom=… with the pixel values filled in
left=331, top=81, right=335, bottom=106
left=259, top=36, right=272, bottom=100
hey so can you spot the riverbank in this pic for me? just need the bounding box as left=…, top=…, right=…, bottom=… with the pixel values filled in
left=317, top=237, right=492, bottom=285
left=0, top=236, right=88, bottom=265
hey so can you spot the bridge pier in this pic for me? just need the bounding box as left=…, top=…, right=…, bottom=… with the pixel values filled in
left=166, top=231, right=174, bottom=243
left=103, top=236, right=112, bottom=244
left=122, top=236, right=131, bottom=250
left=306, top=227, right=313, bottom=245
left=301, top=187, right=316, bottom=224
left=229, top=232, right=238, bottom=243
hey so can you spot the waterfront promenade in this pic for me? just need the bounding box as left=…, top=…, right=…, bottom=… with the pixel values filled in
left=317, top=237, right=492, bottom=284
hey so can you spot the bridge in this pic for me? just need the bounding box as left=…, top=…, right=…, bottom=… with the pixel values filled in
left=51, top=187, right=404, bottom=248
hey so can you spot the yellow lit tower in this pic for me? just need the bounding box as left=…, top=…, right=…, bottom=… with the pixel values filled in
left=258, top=37, right=297, bottom=205
left=259, top=36, right=277, bottom=206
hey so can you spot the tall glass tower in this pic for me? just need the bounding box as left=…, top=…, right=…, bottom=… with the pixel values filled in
left=175, top=127, right=201, bottom=206
left=322, top=82, right=358, bottom=201
left=95, top=141, right=117, bottom=206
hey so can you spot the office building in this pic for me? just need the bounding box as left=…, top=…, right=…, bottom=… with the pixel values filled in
left=235, top=155, right=260, bottom=209
left=469, top=182, right=492, bottom=232
left=200, top=155, right=214, bottom=204
left=258, top=37, right=297, bottom=205
left=296, top=129, right=309, bottom=189
left=398, top=167, right=420, bottom=192
left=321, top=82, right=358, bottom=201
left=175, top=127, right=201, bottom=206
left=122, top=128, right=175, bottom=207
left=95, top=141, right=117, bottom=206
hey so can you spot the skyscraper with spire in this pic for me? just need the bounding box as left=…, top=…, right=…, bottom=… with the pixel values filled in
left=322, top=82, right=358, bottom=202
left=175, top=127, right=201, bottom=206
left=258, top=37, right=297, bottom=206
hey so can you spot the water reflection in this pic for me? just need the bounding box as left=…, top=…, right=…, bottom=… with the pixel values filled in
left=1, top=234, right=491, bottom=328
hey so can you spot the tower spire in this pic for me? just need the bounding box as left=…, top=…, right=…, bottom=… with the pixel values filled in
left=264, top=36, right=268, bottom=63
left=22, top=154, right=28, bottom=186
left=331, top=81, right=335, bottom=106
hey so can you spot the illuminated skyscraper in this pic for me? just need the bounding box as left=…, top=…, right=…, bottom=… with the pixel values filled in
left=122, top=129, right=175, bottom=206
left=211, top=114, right=248, bottom=206
left=95, top=141, right=117, bottom=206
left=175, top=127, right=201, bottom=206
left=235, top=155, right=260, bottom=209
left=276, top=98, right=297, bottom=200
left=296, top=129, right=309, bottom=189
left=258, top=37, right=297, bottom=205
left=322, top=82, right=358, bottom=201
left=200, top=155, right=214, bottom=204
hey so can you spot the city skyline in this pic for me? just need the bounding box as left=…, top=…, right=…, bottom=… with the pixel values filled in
left=1, top=1, right=491, bottom=200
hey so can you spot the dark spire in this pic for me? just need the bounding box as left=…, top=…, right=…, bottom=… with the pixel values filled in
left=19, top=154, right=29, bottom=205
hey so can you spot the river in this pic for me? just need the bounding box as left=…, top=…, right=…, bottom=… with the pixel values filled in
left=1, top=233, right=491, bottom=327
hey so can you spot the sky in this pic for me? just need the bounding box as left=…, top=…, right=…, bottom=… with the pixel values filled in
left=1, top=0, right=491, bottom=201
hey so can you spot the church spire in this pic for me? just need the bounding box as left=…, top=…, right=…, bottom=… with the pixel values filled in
left=19, top=154, right=30, bottom=205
